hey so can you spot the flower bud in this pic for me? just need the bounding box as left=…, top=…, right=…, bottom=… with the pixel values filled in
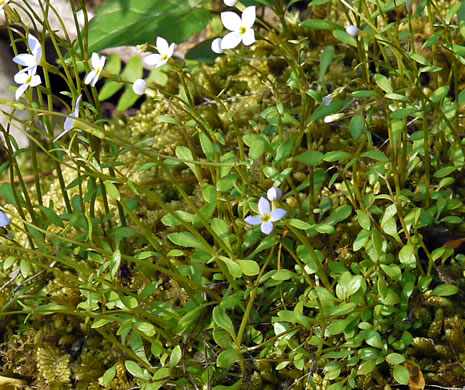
left=267, top=187, right=282, bottom=201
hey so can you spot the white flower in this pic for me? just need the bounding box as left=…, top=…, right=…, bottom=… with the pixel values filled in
left=0, top=0, right=10, bottom=12
left=14, top=68, right=41, bottom=100
left=245, top=197, right=287, bottom=235
left=54, top=94, right=82, bottom=142
left=132, top=79, right=147, bottom=95
left=13, top=34, right=42, bottom=74
left=211, top=38, right=223, bottom=54
left=85, top=53, right=106, bottom=87
left=224, top=0, right=238, bottom=5
left=324, top=113, right=344, bottom=123
left=144, top=37, right=175, bottom=69
left=220, top=6, right=256, bottom=50
left=322, top=95, right=332, bottom=106
left=0, top=210, right=10, bottom=227
left=346, top=25, right=359, bottom=36
left=267, top=187, right=282, bottom=201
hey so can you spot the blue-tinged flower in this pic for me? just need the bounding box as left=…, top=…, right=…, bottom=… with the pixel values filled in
left=267, top=187, right=282, bottom=201
left=211, top=38, right=223, bottom=54
left=85, top=53, right=106, bottom=87
left=144, top=37, right=175, bottom=69
left=346, top=25, right=359, bottom=36
left=322, top=95, right=333, bottom=106
left=14, top=68, right=41, bottom=100
left=132, top=79, right=147, bottom=95
left=13, top=34, right=42, bottom=74
left=245, top=197, right=287, bottom=235
left=220, top=6, right=256, bottom=50
left=54, top=94, right=82, bottom=142
left=0, top=210, right=10, bottom=227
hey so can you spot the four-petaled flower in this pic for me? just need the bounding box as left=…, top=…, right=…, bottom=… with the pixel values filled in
left=54, top=94, right=83, bottom=142
left=144, top=37, right=175, bottom=69
left=0, top=0, right=10, bottom=12
left=132, top=79, right=147, bottom=95
left=13, top=34, right=42, bottom=74
left=14, top=68, right=41, bottom=100
left=220, top=6, right=256, bottom=50
left=85, top=53, right=106, bottom=87
left=245, top=197, right=286, bottom=235
left=0, top=210, right=10, bottom=227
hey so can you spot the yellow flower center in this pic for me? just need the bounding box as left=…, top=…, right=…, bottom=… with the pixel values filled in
left=161, top=53, right=168, bottom=61
left=261, top=213, right=271, bottom=223
left=239, top=26, right=247, bottom=36
left=0, top=0, right=6, bottom=5
left=26, top=75, right=33, bottom=84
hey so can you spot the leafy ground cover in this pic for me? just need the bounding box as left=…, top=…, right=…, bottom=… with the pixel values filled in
left=1, top=0, right=465, bottom=389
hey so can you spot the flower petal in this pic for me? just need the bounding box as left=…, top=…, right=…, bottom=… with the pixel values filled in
left=167, top=43, right=176, bottom=59
left=211, top=38, right=223, bottom=54
left=92, top=67, right=104, bottom=87
left=220, top=31, right=242, bottom=50
left=15, top=83, right=28, bottom=100
left=28, top=34, right=40, bottom=53
left=132, top=79, right=147, bottom=95
left=156, top=37, right=169, bottom=54
left=64, top=115, right=77, bottom=132
left=14, top=71, right=29, bottom=84
left=13, top=53, right=35, bottom=67
left=155, top=58, right=169, bottom=69
left=74, top=94, right=83, bottom=116
left=29, top=75, right=41, bottom=87
left=224, top=0, right=238, bottom=5
left=258, top=197, right=270, bottom=215
left=144, top=53, right=162, bottom=66
left=0, top=210, right=10, bottom=227
left=84, top=70, right=96, bottom=85
left=91, top=52, right=100, bottom=69
left=245, top=216, right=262, bottom=225
left=346, top=25, right=359, bottom=36
left=267, top=187, right=282, bottom=201
left=270, top=208, right=287, bottom=222
left=261, top=222, right=274, bottom=235
left=221, top=11, right=242, bottom=31
left=53, top=126, right=72, bottom=142
left=242, top=6, right=256, bottom=29
left=242, top=28, right=255, bottom=46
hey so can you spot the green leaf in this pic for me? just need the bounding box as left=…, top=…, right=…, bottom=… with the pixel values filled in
left=386, top=353, right=405, bottom=365
left=124, top=360, right=150, bottom=380
left=324, top=150, right=352, bottom=162
left=104, top=180, right=120, bottom=201
left=300, top=19, right=342, bottom=30
left=272, top=269, right=295, bottom=281
left=217, top=348, right=239, bottom=369
left=357, top=210, right=371, bottom=230
left=349, top=114, right=365, bottom=139
left=168, top=232, right=205, bottom=249
left=432, top=284, right=458, bottom=296
left=434, top=166, right=456, bottom=178
left=360, top=150, right=389, bottom=162
left=324, top=205, right=352, bottom=225
left=365, top=331, right=383, bottom=349
left=295, top=151, right=324, bottom=166
left=374, top=74, right=393, bottom=93
left=185, top=39, right=219, bottom=63
left=87, top=0, right=211, bottom=53
left=332, top=30, right=357, bottom=47
left=326, top=318, right=352, bottom=336
left=319, top=46, right=334, bottom=81
left=430, top=86, right=449, bottom=103
left=102, top=365, right=117, bottom=385
left=169, top=345, right=182, bottom=369
left=238, top=260, right=260, bottom=276
left=357, top=360, right=376, bottom=375
left=393, top=364, right=410, bottom=385
left=133, top=321, right=156, bottom=337
left=213, top=307, right=236, bottom=338
left=399, top=244, right=416, bottom=268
